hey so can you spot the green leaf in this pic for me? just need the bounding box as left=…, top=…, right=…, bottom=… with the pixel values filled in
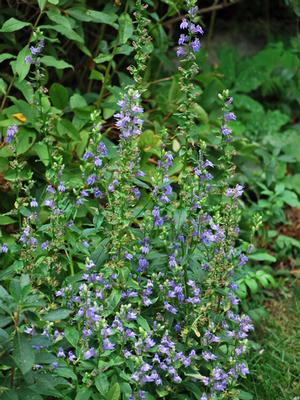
left=282, top=190, right=300, bottom=208
left=192, top=103, right=209, bottom=124
left=40, top=56, right=73, bottom=70
left=56, top=119, right=80, bottom=140
left=0, top=18, right=31, bottom=32
left=70, top=93, right=87, bottom=109
left=86, top=10, right=118, bottom=28
left=32, top=142, right=50, bottom=166
left=41, top=24, right=84, bottom=43
left=89, top=70, right=104, bottom=81
left=0, top=53, right=15, bottom=64
left=249, top=252, right=276, bottom=263
left=1, top=390, right=19, bottom=400
left=56, top=367, right=77, bottom=381
left=107, top=383, right=120, bottom=400
left=245, top=278, right=258, bottom=295
left=37, top=0, right=47, bottom=10
left=49, top=83, right=69, bottom=109
left=118, top=13, right=133, bottom=44
left=0, top=215, right=15, bottom=225
left=13, top=46, right=31, bottom=82
left=104, top=289, right=121, bottom=317
left=0, top=78, right=7, bottom=94
left=13, top=333, right=35, bottom=375
left=65, top=327, right=79, bottom=347
left=75, top=388, right=92, bottom=400
left=137, top=315, right=150, bottom=332
left=236, top=282, right=247, bottom=299
left=235, top=65, right=266, bottom=93
left=239, top=390, right=254, bottom=400
left=115, top=45, right=133, bottom=55
left=95, top=375, right=109, bottom=396
left=43, top=309, right=72, bottom=321
left=174, top=209, right=187, bottom=231
left=284, top=173, right=300, bottom=195
left=16, top=130, right=36, bottom=155
left=94, top=54, right=113, bottom=64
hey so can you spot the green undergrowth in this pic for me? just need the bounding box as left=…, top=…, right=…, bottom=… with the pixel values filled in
left=242, top=284, right=300, bottom=400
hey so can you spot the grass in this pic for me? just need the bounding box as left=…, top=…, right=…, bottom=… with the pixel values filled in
left=241, top=283, right=300, bottom=400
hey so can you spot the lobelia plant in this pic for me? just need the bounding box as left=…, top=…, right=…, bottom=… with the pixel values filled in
left=0, top=1, right=254, bottom=400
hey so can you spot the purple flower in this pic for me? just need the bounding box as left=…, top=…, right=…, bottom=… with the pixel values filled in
left=84, top=347, right=96, bottom=359
left=0, top=244, right=8, bottom=253
left=221, top=125, right=232, bottom=136
left=190, top=23, right=204, bottom=35
left=30, top=40, right=44, bottom=56
left=180, top=18, right=189, bottom=29
left=83, top=151, right=93, bottom=160
left=226, top=184, right=244, bottom=199
left=57, top=347, right=65, bottom=358
left=126, top=310, right=137, bottom=320
left=94, top=156, right=102, bottom=167
left=188, top=6, right=199, bottom=16
left=178, top=34, right=187, bottom=45
left=132, top=187, right=141, bottom=199
left=86, top=174, right=96, bottom=186
left=41, top=241, right=49, bottom=250
left=191, top=38, right=201, bottom=52
left=68, top=351, right=76, bottom=362
left=224, top=112, right=236, bottom=121
left=47, top=185, right=55, bottom=193
left=138, top=257, right=149, bottom=272
left=98, top=142, right=107, bottom=156
left=124, top=252, right=133, bottom=260
left=24, top=327, right=35, bottom=336
left=24, top=55, right=33, bottom=64
left=136, top=169, right=145, bottom=177
left=239, top=253, right=248, bottom=266
left=30, top=198, right=38, bottom=207
left=6, top=124, right=18, bottom=143
left=176, top=46, right=187, bottom=57
left=58, top=181, right=66, bottom=192
left=238, top=363, right=249, bottom=376
left=102, top=339, right=115, bottom=351
left=168, top=255, right=177, bottom=268
left=164, top=302, right=177, bottom=314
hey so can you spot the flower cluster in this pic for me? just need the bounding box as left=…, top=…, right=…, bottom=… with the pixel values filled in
left=114, top=89, right=144, bottom=140
left=25, top=39, right=45, bottom=64
left=177, top=5, right=204, bottom=57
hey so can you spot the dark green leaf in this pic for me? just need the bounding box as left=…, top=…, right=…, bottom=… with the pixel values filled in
left=49, top=83, right=69, bottom=109
left=65, top=326, right=79, bottom=347
left=13, top=333, right=35, bottom=375
left=43, top=309, right=72, bottom=321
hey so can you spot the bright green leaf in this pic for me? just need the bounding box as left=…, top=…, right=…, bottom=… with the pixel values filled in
left=0, top=18, right=31, bottom=33
left=118, top=13, right=133, bottom=44
left=40, top=56, right=73, bottom=70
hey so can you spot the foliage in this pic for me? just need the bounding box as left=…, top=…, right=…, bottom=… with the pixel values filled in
left=241, top=283, right=300, bottom=399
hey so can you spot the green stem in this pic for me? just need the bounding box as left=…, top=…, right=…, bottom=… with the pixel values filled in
left=95, top=46, right=118, bottom=108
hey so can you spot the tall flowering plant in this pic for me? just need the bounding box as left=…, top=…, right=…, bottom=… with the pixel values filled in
left=0, top=1, right=253, bottom=399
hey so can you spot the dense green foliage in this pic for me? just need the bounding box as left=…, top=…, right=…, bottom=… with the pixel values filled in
left=0, top=1, right=299, bottom=399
